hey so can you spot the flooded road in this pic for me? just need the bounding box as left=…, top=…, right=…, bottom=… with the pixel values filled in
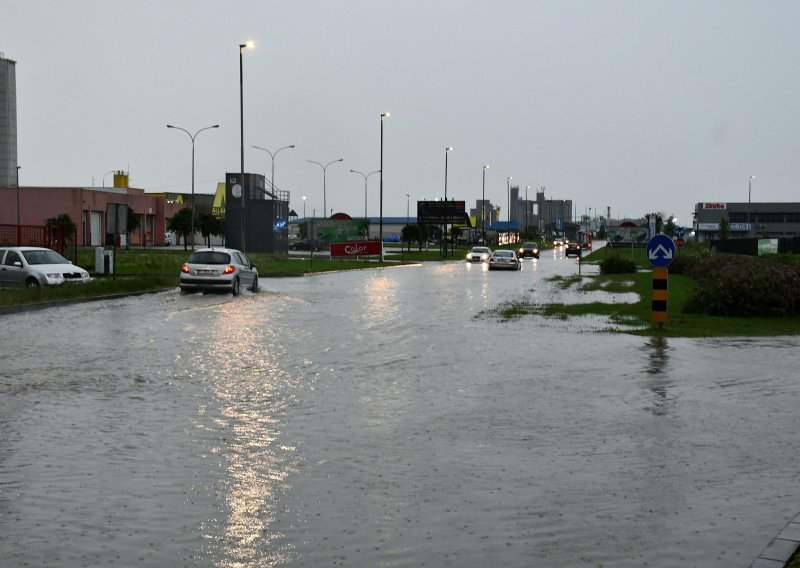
left=1, top=249, right=799, bottom=567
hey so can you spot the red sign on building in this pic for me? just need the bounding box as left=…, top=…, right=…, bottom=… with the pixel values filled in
left=330, top=240, right=382, bottom=258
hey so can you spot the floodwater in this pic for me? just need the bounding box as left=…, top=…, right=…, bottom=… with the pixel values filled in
left=1, top=247, right=799, bottom=567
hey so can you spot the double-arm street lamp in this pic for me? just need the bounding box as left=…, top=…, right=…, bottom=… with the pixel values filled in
left=350, top=169, right=380, bottom=221
left=168, top=124, right=220, bottom=250
left=239, top=40, right=255, bottom=252
left=307, top=158, right=343, bottom=218
left=251, top=144, right=296, bottom=196
left=252, top=144, right=295, bottom=245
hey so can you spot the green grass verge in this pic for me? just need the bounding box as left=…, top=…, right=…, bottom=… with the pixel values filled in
left=0, top=247, right=410, bottom=308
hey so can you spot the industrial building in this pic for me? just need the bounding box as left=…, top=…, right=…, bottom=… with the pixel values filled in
left=693, top=201, right=800, bottom=242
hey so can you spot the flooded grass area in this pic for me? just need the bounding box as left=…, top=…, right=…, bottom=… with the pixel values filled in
left=482, top=268, right=800, bottom=337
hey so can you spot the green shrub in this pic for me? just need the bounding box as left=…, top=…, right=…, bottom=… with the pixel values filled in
left=683, top=254, right=800, bottom=317
left=599, top=255, right=638, bottom=274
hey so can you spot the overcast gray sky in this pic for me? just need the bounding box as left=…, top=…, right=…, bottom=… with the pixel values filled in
left=3, top=0, right=799, bottom=224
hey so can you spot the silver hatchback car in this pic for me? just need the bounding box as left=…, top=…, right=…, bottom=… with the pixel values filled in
left=179, top=247, right=258, bottom=295
left=0, top=246, right=91, bottom=288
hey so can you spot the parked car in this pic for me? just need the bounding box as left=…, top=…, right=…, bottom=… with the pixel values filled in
left=488, top=249, right=521, bottom=270
left=289, top=239, right=321, bottom=251
left=466, top=246, right=492, bottom=263
left=565, top=242, right=582, bottom=257
left=179, top=247, right=258, bottom=296
left=0, top=247, right=91, bottom=288
left=518, top=242, right=540, bottom=259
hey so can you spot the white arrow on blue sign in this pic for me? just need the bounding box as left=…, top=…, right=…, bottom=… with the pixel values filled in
left=646, top=234, right=676, bottom=267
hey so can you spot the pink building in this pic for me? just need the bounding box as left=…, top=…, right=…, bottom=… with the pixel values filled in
left=0, top=182, right=184, bottom=246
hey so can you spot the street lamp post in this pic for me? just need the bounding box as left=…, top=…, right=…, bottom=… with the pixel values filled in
left=748, top=175, right=756, bottom=237
left=239, top=40, right=255, bottom=252
left=350, top=169, right=380, bottom=222
left=507, top=176, right=512, bottom=243
left=482, top=165, right=489, bottom=244
left=525, top=185, right=530, bottom=236
left=251, top=144, right=296, bottom=196
left=15, top=166, right=20, bottom=242
left=443, top=147, right=453, bottom=256
left=380, top=112, right=390, bottom=247
left=102, top=170, right=115, bottom=188
left=406, top=193, right=410, bottom=226
left=168, top=124, right=220, bottom=250
left=306, top=159, right=343, bottom=219
left=252, top=144, right=295, bottom=249
left=302, top=195, right=307, bottom=219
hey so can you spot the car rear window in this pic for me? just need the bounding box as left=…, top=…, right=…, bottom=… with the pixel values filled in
left=187, top=251, right=231, bottom=265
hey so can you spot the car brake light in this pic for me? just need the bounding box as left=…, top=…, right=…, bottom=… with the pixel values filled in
left=223, top=265, right=235, bottom=274
left=181, top=265, right=189, bottom=273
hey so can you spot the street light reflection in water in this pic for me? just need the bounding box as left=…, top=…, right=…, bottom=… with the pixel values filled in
left=202, top=296, right=297, bottom=566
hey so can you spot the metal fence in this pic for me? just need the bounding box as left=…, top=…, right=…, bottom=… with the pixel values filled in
left=0, top=224, right=66, bottom=254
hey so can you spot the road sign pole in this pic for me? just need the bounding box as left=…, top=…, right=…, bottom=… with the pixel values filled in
left=652, top=267, right=668, bottom=326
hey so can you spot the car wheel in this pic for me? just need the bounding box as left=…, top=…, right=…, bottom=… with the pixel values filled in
left=26, top=277, right=41, bottom=289
left=250, top=275, right=259, bottom=293
left=231, top=277, right=240, bottom=296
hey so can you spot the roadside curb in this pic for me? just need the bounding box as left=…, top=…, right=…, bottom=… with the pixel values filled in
left=0, top=288, right=174, bottom=316
left=751, top=512, right=800, bottom=567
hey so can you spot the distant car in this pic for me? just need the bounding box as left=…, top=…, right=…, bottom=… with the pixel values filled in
left=466, top=246, right=492, bottom=263
left=289, top=239, right=321, bottom=251
left=565, top=242, right=582, bottom=257
left=488, top=249, right=521, bottom=270
left=518, top=242, right=540, bottom=259
left=553, top=237, right=565, bottom=247
left=0, top=246, right=91, bottom=288
left=179, top=247, right=258, bottom=296
left=164, top=233, right=175, bottom=246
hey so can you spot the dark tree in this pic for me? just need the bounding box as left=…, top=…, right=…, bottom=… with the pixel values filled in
left=167, top=207, right=195, bottom=250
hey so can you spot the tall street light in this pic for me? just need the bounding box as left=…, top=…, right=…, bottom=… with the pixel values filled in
left=102, top=169, right=115, bottom=187
left=380, top=112, right=390, bottom=246
left=507, top=176, right=513, bottom=242
left=482, top=165, right=489, bottom=244
left=350, top=169, right=380, bottom=221
left=168, top=124, right=220, bottom=250
left=406, top=193, right=411, bottom=226
left=16, top=165, right=21, bottom=230
left=748, top=175, right=756, bottom=237
left=302, top=195, right=307, bottom=219
left=443, top=147, right=453, bottom=256
left=526, top=185, right=530, bottom=235
left=239, top=40, right=255, bottom=252
left=307, top=158, right=343, bottom=218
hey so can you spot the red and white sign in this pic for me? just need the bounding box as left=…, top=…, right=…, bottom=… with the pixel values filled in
left=330, top=240, right=382, bottom=258
left=702, top=202, right=726, bottom=210
left=675, top=237, right=685, bottom=248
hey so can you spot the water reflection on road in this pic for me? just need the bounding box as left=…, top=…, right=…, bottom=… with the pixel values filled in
left=1, top=251, right=799, bottom=567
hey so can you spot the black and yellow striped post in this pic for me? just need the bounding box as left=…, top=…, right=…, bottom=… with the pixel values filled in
left=652, top=267, right=668, bottom=325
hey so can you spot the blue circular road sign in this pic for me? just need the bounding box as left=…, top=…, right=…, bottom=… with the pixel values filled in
left=646, top=234, right=676, bottom=267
